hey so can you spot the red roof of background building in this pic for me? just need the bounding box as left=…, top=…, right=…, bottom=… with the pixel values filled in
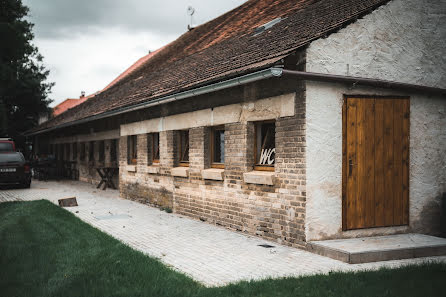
left=53, top=97, right=90, bottom=116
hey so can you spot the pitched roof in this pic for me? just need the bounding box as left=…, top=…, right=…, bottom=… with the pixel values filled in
left=102, top=47, right=164, bottom=91
left=34, top=0, right=389, bottom=133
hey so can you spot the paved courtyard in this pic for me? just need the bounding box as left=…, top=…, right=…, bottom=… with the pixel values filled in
left=1, top=180, right=445, bottom=286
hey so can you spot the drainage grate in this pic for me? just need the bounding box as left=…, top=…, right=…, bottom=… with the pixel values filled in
left=258, top=244, right=275, bottom=248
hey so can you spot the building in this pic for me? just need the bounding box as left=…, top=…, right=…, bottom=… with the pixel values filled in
left=28, top=0, right=446, bottom=248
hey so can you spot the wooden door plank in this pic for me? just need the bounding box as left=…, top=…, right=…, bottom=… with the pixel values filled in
left=401, top=98, right=410, bottom=224
left=374, top=98, right=385, bottom=227
left=383, top=99, right=395, bottom=226
left=393, top=99, right=404, bottom=225
left=356, top=98, right=367, bottom=229
left=364, top=99, right=375, bottom=228
left=346, top=98, right=358, bottom=230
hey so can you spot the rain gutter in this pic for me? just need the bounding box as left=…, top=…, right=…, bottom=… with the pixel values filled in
left=30, top=67, right=445, bottom=136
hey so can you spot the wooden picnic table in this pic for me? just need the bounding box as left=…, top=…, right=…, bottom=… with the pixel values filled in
left=96, top=166, right=118, bottom=190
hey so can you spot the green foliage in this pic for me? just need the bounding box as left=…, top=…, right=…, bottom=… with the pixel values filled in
left=1, top=200, right=445, bottom=297
left=160, top=206, right=173, bottom=213
left=0, top=0, right=54, bottom=146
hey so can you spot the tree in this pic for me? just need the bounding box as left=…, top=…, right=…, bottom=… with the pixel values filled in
left=0, top=0, right=53, bottom=150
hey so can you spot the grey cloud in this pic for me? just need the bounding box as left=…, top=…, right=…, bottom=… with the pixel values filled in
left=23, top=0, right=247, bottom=38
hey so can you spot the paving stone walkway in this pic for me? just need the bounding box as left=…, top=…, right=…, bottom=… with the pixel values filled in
left=1, top=180, right=445, bottom=286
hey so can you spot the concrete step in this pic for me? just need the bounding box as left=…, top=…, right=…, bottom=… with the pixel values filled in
left=307, top=233, right=446, bottom=264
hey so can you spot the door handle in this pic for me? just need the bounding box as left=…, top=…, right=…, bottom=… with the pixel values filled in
left=349, top=159, right=354, bottom=176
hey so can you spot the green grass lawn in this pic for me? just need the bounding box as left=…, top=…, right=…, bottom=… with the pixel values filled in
left=0, top=200, right=445, bottom=297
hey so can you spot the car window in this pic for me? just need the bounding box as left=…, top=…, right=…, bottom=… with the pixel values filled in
left=0, top=153, right=24, bottom=163
left=0, top=142, right=14, bottom=152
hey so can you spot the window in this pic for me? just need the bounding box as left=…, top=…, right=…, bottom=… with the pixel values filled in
left=148, top=133, right=160, bottom=164
left=73, top=143, right=77, bottom=160
left=80, top=143, right=86, bottom=161
left=65, top=143, right=70, bottom=160
left=127, top=135, right=137, bottom=164
left=89, top=141, right=94, bottom=162
left=178, top=130, right=189, bottom=166
left=254, top=121, right=275, bottom=171
left=55, top=144, right=60, bottom=160
left=0, top=142, right=13, bottom=152
left=210, top=127, right=225, bottom=168
left=110, top=139, right=117, bottom=162
left=99, top=141, right=105, bottom=162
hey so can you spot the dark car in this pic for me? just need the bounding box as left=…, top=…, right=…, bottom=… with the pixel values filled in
left=0, top=152, right=31, bottom=188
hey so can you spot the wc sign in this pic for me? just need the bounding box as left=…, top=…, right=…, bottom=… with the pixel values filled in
left=259, top=148, right=275, bottom=165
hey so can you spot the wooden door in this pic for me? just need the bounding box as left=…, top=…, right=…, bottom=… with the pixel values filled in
left=343, top=96, right=409, bottom=230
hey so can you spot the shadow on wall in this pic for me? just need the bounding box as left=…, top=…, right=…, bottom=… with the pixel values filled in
left=416, top=192, right=446, bottom=237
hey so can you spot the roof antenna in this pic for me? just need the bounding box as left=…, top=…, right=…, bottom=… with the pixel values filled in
left=187, top=6, right=196, bottom=31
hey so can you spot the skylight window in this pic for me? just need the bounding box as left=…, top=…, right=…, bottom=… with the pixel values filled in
left=254, top=17, right=283, bottom=36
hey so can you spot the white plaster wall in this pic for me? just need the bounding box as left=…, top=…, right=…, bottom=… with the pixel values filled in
left=305, top=0, right=446, bottom=241
left=305, top=82, right=445, bottom=241
left=307, top=0, right=446, bottom=89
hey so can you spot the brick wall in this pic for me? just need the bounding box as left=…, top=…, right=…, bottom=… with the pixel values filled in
left=119, top=87, right=307, bottom=247
left=120, top=133, right=175, bottom=209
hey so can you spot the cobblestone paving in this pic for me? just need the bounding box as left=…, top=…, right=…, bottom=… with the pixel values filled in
left=1, top=180, right=445, bottom=286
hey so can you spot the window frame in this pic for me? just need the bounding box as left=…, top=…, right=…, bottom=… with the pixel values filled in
left=253, top=120, right=276, bottom=172
left=80, top=143, right=86, bottom=161
left=65, top=143, right=70, bottom=161
left=178, top=130, right=189, bottom=167
left=88, top=141, right=95, bottom=163
left=127, top=135, right=137, bottom=165
left=210, top=126, right=225, bottom=169
left=73, top=142, right=77, bottom=160
left=150, top=133, right=160, bottom=164
left=110, top=139, right=117, bottom=163
left=98, top=140, right=105, bottom=163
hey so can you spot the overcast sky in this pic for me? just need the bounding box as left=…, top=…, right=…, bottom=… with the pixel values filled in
left=22, top=0, right=247, bottom=107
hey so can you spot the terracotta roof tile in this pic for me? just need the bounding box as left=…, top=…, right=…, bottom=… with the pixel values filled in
left=34, top=0, right=389, bottom=132
left=102, top=47, right=164, bottom=91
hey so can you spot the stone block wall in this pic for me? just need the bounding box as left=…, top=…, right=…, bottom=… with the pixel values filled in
left=119, top=88, right=307, bottom=248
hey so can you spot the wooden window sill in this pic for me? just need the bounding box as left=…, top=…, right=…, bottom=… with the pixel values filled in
left=243, top=171, right=275, bottom=186
left=202, top=168, right=224, bottom=181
